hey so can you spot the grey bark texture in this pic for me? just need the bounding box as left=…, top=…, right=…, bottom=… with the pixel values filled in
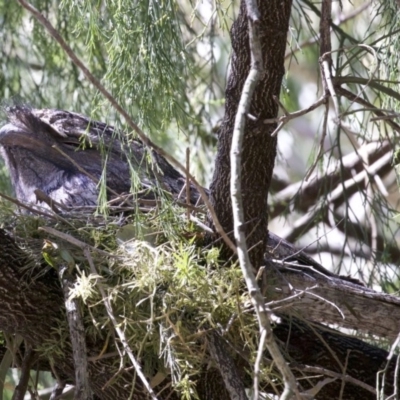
left=209, top=0, right=292, bottom=268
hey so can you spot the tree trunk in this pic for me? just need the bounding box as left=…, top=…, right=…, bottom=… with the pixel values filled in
left=209, top=0, right=292, bottom=268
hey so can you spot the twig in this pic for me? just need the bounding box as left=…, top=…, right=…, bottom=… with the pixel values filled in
left=309, top=324, right=346, bottom=375
left=16, top=0, right=235, bottom=254
left=285, top=2, right=372, bottom=59
left=186, top=148, right=190, bottom=224
left=58, top=261, right=93, bottom=400
left=339, top=350, right=351, bottom=400
left=334, top=76, right=400, bottom=103
left=11, top=345, right=35, bottom=400
left=34, top=189, right=63, bottom=213
left=263, top=96, right=326, bottom=137
left=52, top=145, right=120, bottom=199
left=321, top=57, right=340, bottom=118
left=306, top=291, right=345, bottom=320
left=0, top=191, right=57, bottom=220
left=302, top=378, right=337, bottom=398
left=253, top=327, right=267, bottom=396
left=335, top=86, right=400, bottom=134
left=281, top=151, right=392, bottom=243
left=304, top=99, right=329, bottom=181
left=189, top=215, right=214, bottom=233
left=392, top=354, right=400, bottom=399
left=38, top=226, right=115, bottom=257
left=293, top=364, right=377, bottom=395
left=266, top=285, right=318, bottom=309
left=303, top=0, right=359, bottom=45
left=340, top=45, right=379, bottom=115
left=230, top=1, right=300, bottom=399
left=270, top=139, right=393, bottom=220
left=379, top=331, right=400, bottom=399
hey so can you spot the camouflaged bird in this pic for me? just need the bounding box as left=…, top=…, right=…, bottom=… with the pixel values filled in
left=0, top=106, right=199, bottom=209
left=0, top=106, right=363, bottom=287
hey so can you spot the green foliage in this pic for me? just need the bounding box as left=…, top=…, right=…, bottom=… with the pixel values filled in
left=7, top=200, right=254, bottom=397
left=0, top=0, right=235, bottom=185
left=61, top=0, right=191, bottom=131
left=0, top=163, right=11, bottom=196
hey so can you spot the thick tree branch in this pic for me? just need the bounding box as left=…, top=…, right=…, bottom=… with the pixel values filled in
left=229, top=1, right=299, bottom=399
left=274, top=316, right=398, bottom=400
left=270, top=140, right=393, bottom=219
left=207, top=332, right=248, bottom=400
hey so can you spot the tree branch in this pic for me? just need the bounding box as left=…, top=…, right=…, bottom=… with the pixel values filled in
left=230, top=1, right=300, bottom=398
left=11, top=345, right=35, bottom=400
left=207, top=332, right=248, bottom=400
left=58, top=260, right=92, bottom=400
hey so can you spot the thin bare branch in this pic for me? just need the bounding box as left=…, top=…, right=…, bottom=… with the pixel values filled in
left=294, top=365, right=377, bottom=395
left=335, top=86, right=400, bottom=134
left=58, top=262, right=93, bottom=400
left=321, top=57, right=340, bottom=117
left=281, top=149, right=392, bottom=243
left=285, top=2, right=372, bottom=59
left=263, top=96, right=327, bottom=137
left=305, top=100, right=329, bottom=181
left=11, top=345, right=35, bottom=400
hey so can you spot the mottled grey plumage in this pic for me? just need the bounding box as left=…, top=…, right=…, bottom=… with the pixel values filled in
left=0, top=107, right=362, bottom=286
left=0, top=106, right=198, bottom=209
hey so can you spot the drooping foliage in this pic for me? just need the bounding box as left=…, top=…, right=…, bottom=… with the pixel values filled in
left=2, top=1, right=400, bottom=399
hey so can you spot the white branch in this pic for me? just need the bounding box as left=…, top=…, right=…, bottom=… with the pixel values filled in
left=230, top=1, right=301, bottom=399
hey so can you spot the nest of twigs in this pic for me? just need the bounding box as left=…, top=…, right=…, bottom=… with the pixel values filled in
left=0, top=194, right=262, bottom=397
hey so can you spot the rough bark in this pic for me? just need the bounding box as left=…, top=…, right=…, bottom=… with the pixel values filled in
left=209, top=0, right=292, bottom=268
left=274, top=316, right=397, bottom=400
left=207, top=332, right=248, bottom=400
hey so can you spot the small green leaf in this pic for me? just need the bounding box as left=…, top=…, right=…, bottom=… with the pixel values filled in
left=42, top=252, right=56, bottom=268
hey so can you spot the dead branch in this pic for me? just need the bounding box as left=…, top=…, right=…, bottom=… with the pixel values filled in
left=270, top=140, right=393, bottom=219
left=58, top=261, right=93, bottom=400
